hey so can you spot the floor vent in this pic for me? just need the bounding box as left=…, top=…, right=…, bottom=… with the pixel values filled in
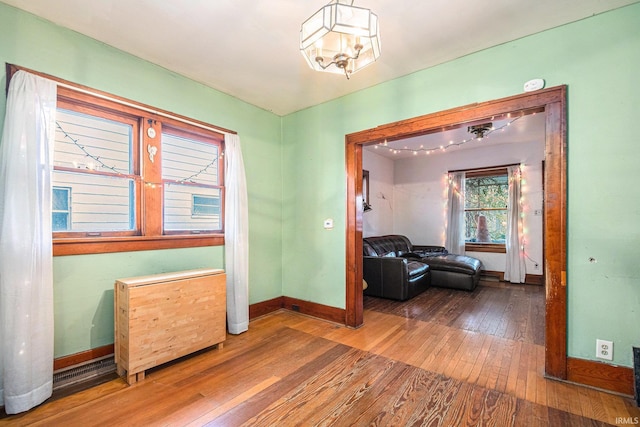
left=53, top=355, right=116, bottom=391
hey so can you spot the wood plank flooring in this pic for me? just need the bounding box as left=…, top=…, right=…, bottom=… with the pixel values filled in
left=1, top=283, right=638, bottom=426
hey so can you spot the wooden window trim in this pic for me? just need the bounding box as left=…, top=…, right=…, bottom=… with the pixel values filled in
left=465, top=243, right=507, bottom=253
left=7, top=64, right=230, bottom=255
left=53, top=234, right=224, bottom=256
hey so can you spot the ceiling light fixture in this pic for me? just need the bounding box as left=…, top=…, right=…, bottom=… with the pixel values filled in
left=467, top=123, right=493, bottom=140
left=300, top=0, right=381, bottom=80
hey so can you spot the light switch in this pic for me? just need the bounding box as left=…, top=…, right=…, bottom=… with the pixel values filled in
left=323, top=218, right=334, bottom=229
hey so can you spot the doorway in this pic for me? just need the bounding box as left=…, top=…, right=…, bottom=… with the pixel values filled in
left=344, top=86, right=567, bottom=379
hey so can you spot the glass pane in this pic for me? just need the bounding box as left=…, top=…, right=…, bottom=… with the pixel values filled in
left=52, top=212, right=69, bottom=231
left=465, top=210, right=507, bottom=243
left=52, top=171, right=135, bottom=232
left=52, top=187, right=70, bottom=211
left=164, top=183, right=221, bottom=231
left=465, top=175, right=508, bottom=209
left=192, top=195, right=220, bottom=216
left=55, top=109, right=132, bottom=174
left=162, top=133, right=218, bottom=186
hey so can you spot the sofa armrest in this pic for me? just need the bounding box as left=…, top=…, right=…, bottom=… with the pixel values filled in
left=363, top=256, right=409, bottom=300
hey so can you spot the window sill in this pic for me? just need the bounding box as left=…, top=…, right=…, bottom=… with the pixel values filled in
left=53, top=234, right=224, bottom=256
left=465, top=243, right=506, bottom=254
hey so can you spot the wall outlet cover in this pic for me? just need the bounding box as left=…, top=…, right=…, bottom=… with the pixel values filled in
left=596, top=339, right=613, bottom=361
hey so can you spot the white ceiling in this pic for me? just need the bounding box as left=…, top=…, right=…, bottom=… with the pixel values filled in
left=2, top=0, right=637, bottom=115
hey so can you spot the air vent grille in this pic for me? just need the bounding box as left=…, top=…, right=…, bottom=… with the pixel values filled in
left=53, top=355, right=116, bottom=390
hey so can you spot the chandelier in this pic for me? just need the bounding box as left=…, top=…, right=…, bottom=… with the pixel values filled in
left=300, top=0, right=381, bottom=79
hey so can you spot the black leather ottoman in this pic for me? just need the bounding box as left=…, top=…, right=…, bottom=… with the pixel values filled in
left=421, top=254, right=482, bottom=291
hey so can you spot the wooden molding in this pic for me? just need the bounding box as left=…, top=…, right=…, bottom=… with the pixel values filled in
left=54, top=344, right=114, bottom=371
left=567, top=357, right=634, bottom=396
left=346, top=86, right=568, bottom=378
left=282, top=296, right=346, bottom=325
left=6, top=63, right=236, bottom=135
left=53, top=234, right=224, bottom=256
left=466, top=243, right=506, bottom=253
left=481, top=270, right=544, bottom=286
left=249, top=297, right=284, bottom=319
left=524, top=274, right=544, bottom=286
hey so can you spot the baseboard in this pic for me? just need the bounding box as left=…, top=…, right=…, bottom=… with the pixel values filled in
left=481, top=270, right=543, bottom=286
left=54, top=344, right=114, bottom=371
left=249, top=296, right=346, bottom=325
left=481, top=270, right=504, bottom=281
left=282, top=296, right=346, bottom=324
left=249, top=296, right=284, bottom=319
left=525, top=274, right=544, bottom=285
left=567, top=357, right=634, bottom=396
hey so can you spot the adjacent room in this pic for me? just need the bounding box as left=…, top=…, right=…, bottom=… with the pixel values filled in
left=0, top=0, right=639, bottom=425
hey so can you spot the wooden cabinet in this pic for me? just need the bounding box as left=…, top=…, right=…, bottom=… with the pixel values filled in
left=114, top=268, right=226, bottom=385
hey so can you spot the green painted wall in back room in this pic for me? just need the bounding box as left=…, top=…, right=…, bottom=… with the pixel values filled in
left=0, top=2, right=283, bottom=357
left=282, top=3, right=640, bottom=366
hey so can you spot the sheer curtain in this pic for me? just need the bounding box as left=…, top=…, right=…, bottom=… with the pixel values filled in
left=504, top=165, right=526, bottom=283
left=445, top=172, right=465, bottom=254
left=0, top=71, right=57, bottom=414
left=224, top=133, right=249, bottom=334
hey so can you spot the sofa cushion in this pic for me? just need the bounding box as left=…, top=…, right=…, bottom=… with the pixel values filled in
left=363, top=235, right=412, bottom=257
left=422, top=254, right=481, bottom=275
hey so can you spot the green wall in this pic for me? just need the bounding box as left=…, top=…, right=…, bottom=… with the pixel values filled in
left=282, top=4, right=640, bottom=367
left=2, top=2, right=639, bottom=368
left=0, top=3, right=283, bottom=357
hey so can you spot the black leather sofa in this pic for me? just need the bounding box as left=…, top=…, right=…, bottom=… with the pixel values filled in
left=362, top=236, right=431, bottom=301
left=363, top=235, right=482, bottom=299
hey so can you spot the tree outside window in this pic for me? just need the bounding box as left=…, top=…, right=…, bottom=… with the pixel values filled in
left=464, top=169, right=508, bottom=251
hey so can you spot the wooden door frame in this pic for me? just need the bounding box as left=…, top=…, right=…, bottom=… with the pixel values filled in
left=345, top=86, right=567, bottom=379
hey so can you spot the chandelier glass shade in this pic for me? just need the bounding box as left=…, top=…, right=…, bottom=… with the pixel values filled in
left=300, top=0, right=381, bottom=79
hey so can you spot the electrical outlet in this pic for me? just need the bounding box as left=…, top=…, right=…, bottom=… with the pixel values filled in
left=596, top=339, right=613, bottom=361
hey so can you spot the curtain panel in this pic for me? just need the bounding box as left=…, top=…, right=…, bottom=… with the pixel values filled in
left=0, top=71, right=57, bottom=414
left=445, top=172, right=466, bottom=255
left=504, top=165, right=526, bottom=283
left=224, top=134, right=249, bottom=334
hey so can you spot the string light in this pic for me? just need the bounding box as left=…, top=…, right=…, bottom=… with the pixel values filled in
left=56, top=121, right=221, bottom=185
left=178, top=156, right=219, bottom=184
left=376, top=116, right=523, bottom=155
left=56, top=122, right=122, bottom=174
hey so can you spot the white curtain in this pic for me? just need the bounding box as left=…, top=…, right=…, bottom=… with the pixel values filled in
left=0, top=71, right=57, bottom=414
left=224, top=134, right=249, bottom=334
left=504, top=165, right=526, bottom=283
left=445, top=172, right=465, bottom=254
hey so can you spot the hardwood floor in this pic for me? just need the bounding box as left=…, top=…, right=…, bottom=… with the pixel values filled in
left=1, top=283, right=638, bottom=426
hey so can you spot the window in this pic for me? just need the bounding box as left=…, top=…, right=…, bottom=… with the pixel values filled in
left=52, top=186, right=71, bottom=231
left=53, top=108, right=137, bottom=234
left=464, top=168, right=508, bottom=252
left=191, top=195, right=221, bottom=217
left=162, top=127, right=223, bottom=233
left=8, top=65, right=228, bottom=255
